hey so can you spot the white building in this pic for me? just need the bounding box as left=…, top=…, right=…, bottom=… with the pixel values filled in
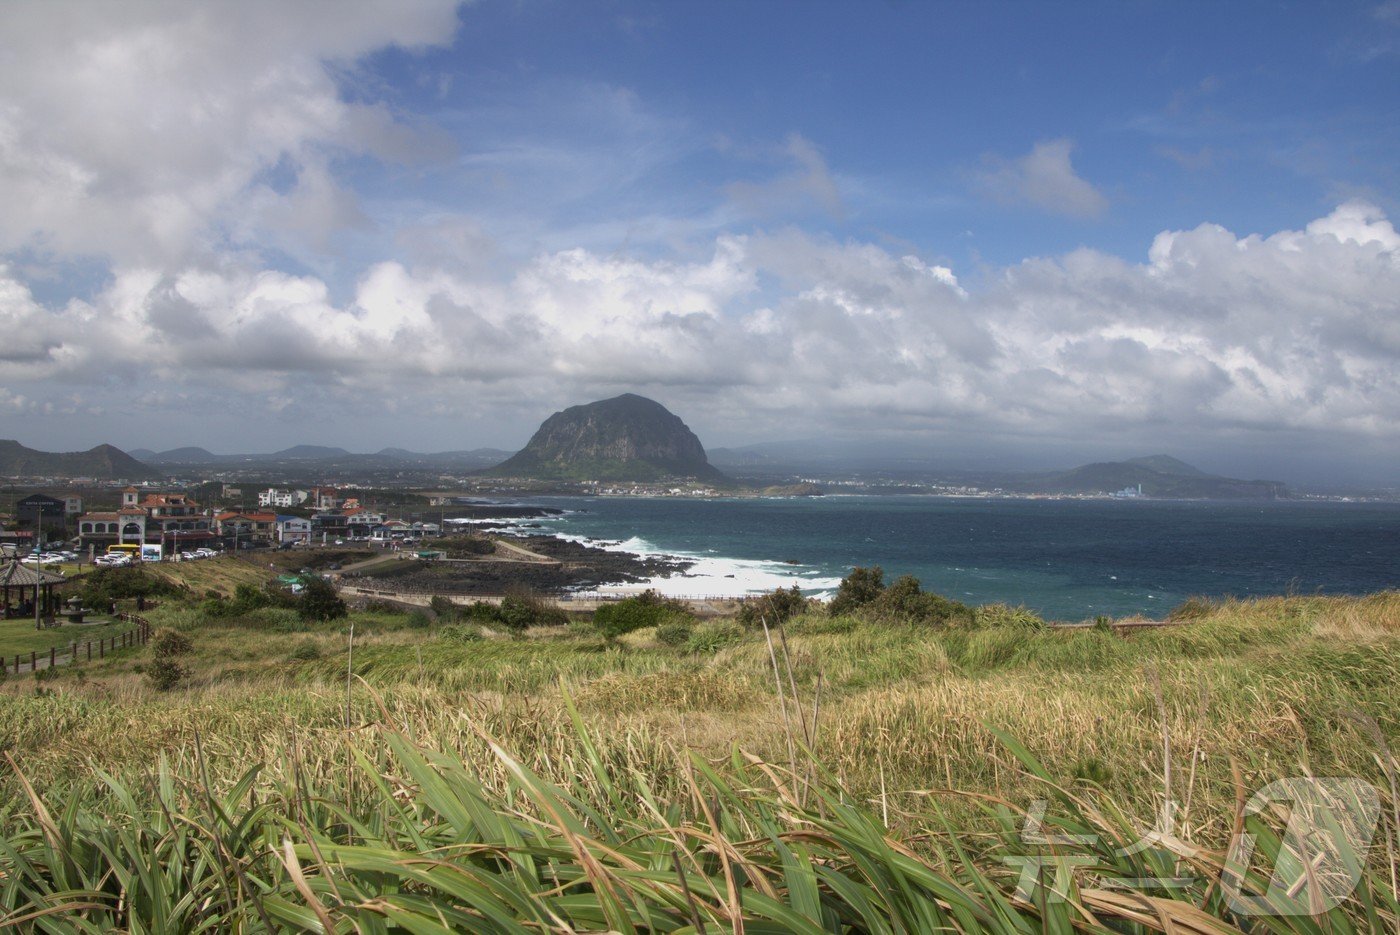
left=258, top=488, right=309, bottom=508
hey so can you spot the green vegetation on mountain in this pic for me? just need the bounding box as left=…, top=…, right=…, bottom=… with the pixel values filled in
left=488, top=393, right=731, bottom=483
left=0, top=439, right=161, bottom=479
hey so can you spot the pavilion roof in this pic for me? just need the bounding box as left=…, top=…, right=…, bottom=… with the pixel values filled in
left=0, top=561, right=66, bottom=588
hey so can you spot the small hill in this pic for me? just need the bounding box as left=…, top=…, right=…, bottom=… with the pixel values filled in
left=151, top=446, right=221, bottom=463
left=1013, top=456, right=1286, bottom=499
left=487, top=394, right=729, bottom=483
left=0, top=440, right=162, bottom=479
left=272, top=445, right=352, bottom=460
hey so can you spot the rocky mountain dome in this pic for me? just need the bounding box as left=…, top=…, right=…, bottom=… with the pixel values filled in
left=488, top=394, right=729, bottom=483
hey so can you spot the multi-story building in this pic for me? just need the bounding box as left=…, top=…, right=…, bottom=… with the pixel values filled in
left=77, top=487, right=214, bottom=554
left=257, top=488, right=308, bottom=508
left=214, top=511, right=278, bottom=547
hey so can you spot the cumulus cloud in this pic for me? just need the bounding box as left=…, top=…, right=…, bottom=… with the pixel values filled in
left=0, top=0, right=460, bottom=266
left=1, top=203, right=1395, bottom=456
left=976, top=138, right=1109, bottom=219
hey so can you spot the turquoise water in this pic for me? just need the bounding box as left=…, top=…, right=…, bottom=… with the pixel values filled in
left=520, top=496, right=1399, bottom=620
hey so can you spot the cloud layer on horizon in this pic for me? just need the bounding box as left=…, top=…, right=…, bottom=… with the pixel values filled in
left=1, top=201, right=1396, bottom=459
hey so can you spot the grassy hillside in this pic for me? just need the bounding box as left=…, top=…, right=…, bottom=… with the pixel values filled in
left=1, top=588, right=1396, bottom=930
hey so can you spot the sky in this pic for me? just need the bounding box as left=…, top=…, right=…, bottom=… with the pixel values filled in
left=0, top=0, right=1397, bottom=486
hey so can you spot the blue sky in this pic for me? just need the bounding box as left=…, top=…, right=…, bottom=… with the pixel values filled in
left=0, top=1, right=1397, bottom=484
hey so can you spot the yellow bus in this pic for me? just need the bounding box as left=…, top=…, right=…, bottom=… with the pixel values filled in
left=106, top=544, right=141, bottom=558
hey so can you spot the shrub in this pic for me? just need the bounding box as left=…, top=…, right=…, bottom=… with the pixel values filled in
left=972, top=603, right=1046, bottom=630
left=655, top=620, right=693, bottom=647
left=150, top=627, right=193, bottom=656
left=406, top=609, right=432, bottom=629
left=829, top=566, right=884, bottom=616
left=593, top=590, right=689, bottom=640
left=736, top=586, right=810, bottom=629
left=298, top=577, right=348, bottom=622
left=429, top=594, right=459, bottom=621
left=438, top=624, right=484, bottom=643
left=146, top=656, right=189, bottom=691
left=80, top=566, right=180, bottom=608
left=463, top=591, right=566, bottom=633
left=685, top=623, right=743, bottom=655
left=869, top=575, right=973, bottom=626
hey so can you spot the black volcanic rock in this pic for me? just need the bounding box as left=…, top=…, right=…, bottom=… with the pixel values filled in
left=0, top=440, right=162, bottom=479
left=488, top=394, right=729, bottom=482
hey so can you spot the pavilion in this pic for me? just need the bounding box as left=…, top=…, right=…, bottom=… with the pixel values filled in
left=0, top=560, right=66, bottom=621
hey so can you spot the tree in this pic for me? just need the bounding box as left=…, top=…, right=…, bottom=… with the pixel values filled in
left=829, top=566, right=885, bottom=616
left=298, top=576, right=348, bottom=622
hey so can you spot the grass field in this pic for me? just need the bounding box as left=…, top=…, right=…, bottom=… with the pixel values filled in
left=1, top=581, right=1396, bottom=931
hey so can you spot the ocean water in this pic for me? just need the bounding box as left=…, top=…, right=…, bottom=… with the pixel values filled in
left=510, top=496, right=1400, bottom=620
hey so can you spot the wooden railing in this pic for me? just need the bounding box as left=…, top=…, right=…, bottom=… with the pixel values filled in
left=7, top=615, right=150, bottom=675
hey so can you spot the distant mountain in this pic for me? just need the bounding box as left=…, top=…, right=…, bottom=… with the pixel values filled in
left=128, top=448, right=157, bottom=461
left=272, top=445, right=351, bottom=460
left=1123, top=454, right=1210, bottom=477
left=708, top=446, right=779, bottom=467
left=487, top=394, right=729, bottom=483
left=0, top=440, right=162, bottom=479
left=376, top=447, right=513, bottom=467
left=1013, top=456, right=1286, bottom=499
left=146, top=446, right=221, bottom=464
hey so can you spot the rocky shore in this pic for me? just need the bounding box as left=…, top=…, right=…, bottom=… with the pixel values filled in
left=345, top=532, right=691, bottom=595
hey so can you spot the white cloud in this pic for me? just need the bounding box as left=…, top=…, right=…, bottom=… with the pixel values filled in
left=0, top=0, right=460, bottom=266
left=1, top=203, right=1394, bottom=457
left=976, top=138, right=1109, bottom=219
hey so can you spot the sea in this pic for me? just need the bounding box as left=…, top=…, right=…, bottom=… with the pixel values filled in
left=479, top=495, right=1400, bottom=620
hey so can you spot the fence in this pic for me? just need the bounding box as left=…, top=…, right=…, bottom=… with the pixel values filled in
left=7, top=614, right=151, bottom=675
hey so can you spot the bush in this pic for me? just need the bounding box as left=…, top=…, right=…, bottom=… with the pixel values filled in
left=150, top=628, right=193, bottom=656
left=146, top=656, right=189, bottom=691
left=829, top=566, right=884, bottom=616
left=737, top=585, right=810, bottom=629
left=685, top=623, right=743, bottom=655
left=429, top=594, right=460, bottom=621
left=593, top=590, right=689, bottom=640
left=406, top=609, right=432, bottom=629
left=655, top=620, right=693, bottom=647
left=463, top=590, right=566, bottom=633
left=869, top=575, right=973, bottom=626
left=298, top=577, right=348, bottom=622
left=972, top=603, right=1046, bottom=630
left=437, top=624, right=484, bottom=643
left=80, top=566, right=180, bottom=609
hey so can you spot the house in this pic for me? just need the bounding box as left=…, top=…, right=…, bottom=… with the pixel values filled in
left=276, top=515, right=312, bottom=545
left=308, top=486, right=341, bottom=511
left=214, top=511, right=278, bottom=547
